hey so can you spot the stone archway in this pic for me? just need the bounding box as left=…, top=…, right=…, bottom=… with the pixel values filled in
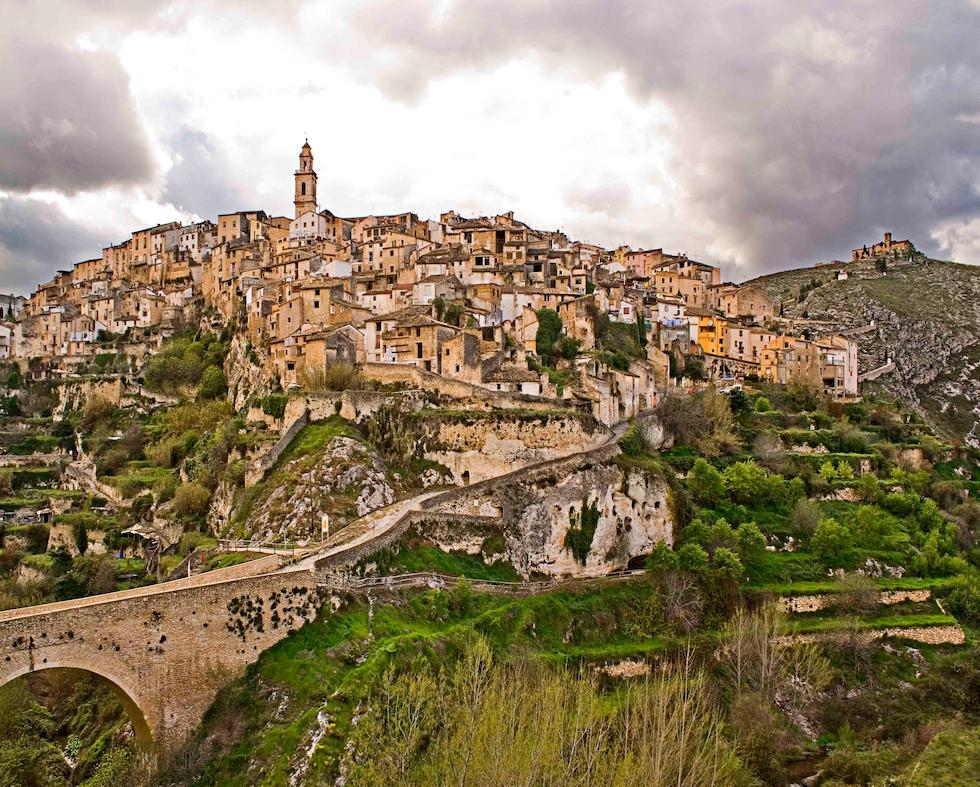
left=0, top=662, right=154, bottom=751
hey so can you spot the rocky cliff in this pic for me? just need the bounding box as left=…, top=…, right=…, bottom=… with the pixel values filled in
left=749, top=257, right=980, bottom=446
left=426, top=456, right=673, bottom=578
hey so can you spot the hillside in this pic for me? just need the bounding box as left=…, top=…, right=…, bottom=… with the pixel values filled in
left=748, top=257, right=980, bottom=446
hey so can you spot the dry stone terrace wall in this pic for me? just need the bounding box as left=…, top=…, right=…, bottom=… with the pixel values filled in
left=0, top=562, right=318, bottom=761
left=359, top=362, right=574, bottom=414
left=418, top=410, right=610, bottom=484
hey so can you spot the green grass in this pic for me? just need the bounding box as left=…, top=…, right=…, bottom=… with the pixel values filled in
left=376, top=544, right=520, bottom=582
left=791, top=613, right=958, bottom=633
left=20, top=552, right=54, bottom=571
left=906, top=726, right=980, bottom=785
left=185, top=578, right=676, bottom=785
left=751, top=576, right=956, bottom=596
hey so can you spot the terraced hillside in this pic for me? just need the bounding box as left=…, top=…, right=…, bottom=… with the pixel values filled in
left=748, top=257, right=980, bottom=446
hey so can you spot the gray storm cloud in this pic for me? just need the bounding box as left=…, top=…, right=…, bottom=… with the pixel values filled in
left=0, top=198, right=105, bottom=294
left=341, top=0, right=980, bottom=273
left=0, top=34, right=154, bottom=194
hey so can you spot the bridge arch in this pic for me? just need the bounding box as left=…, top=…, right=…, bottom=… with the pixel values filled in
left=0, top=661, right=154, bottom=750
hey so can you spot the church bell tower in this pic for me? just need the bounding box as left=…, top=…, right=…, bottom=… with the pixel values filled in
left=294, top=140, right=317, bottom=218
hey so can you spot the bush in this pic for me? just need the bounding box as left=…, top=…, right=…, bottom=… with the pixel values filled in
left=300, top=361, right=364, bottom=392
left=946, top=572, right=980, bottom=626
left=260, top=393, right=288, bottom=420
left=811, top=518, right=854, bottom=565
left=173, top=482, right=212, bottom=522
left=790, top=498, right=822, bottom=536
left=617, top=423, right=647, bottom=456
left=687, top=459, right=725, bottom=507
left=754, top=396, right=772, bottom=413
left=81, top=396, right=116, bottom=431
left=196, top=366, right=227, bottom=401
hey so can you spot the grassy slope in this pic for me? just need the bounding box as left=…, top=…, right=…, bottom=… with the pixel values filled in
left=181, top=579, right=672, bottom=785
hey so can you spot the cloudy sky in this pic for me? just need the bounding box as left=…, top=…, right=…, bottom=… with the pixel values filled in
left=2, top=1, right=980, bottom=293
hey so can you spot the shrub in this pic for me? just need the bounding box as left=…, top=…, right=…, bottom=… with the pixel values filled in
left=260, top=393, right=288, bottom=420
left=946, top=572, right=980, bottom=625
left=173, top=482, right=211, bottom=522
left=687, top=459, right=725, bottom=507
left=754, top=396, right=772, bottom=413
left=81, top=396, right=116, bottom=431
left=301, top=361, right=364, bottom=392
left=645, top=541, right=679, bottom=573
left=565, top=501, right=600, bottom=564
left=617, top=423, right=647, bottom=456
left=790, top=498, right=822, bottom=536
left=196, top=366, right=227, bottom=401
left=811, top=518, right=854, bottom=565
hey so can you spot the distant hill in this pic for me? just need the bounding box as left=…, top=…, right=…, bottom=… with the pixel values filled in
left=748, top=256, right=980, bottom=447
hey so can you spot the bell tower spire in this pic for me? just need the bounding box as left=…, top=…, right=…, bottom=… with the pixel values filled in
left=294, top=139, right=317, bottom=218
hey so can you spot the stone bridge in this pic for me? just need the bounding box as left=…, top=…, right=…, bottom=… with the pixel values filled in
left=0, top=556, right=320, bottom=761
left=0, top=418, right=630, bottom=763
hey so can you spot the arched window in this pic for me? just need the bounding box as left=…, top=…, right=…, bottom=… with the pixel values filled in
left=301, top=182, right=306, bottom=196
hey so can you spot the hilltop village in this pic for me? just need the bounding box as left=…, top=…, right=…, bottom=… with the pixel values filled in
left=0, top=141, right=883, bottom=422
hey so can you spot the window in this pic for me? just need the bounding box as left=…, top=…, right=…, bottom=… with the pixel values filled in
left=301, top=182, right=306, bottom=195
left=416, top=342, right=423, bottom=358
left=313, top=300, right=319, bottom=309
left=415, top=328, right=421, bottom=337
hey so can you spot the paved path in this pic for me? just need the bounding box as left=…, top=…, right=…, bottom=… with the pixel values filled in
left=0, top=415, right=631, bottom=620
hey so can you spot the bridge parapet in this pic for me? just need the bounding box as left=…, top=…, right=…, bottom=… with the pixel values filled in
left=0, top=566, right=320, bottom=761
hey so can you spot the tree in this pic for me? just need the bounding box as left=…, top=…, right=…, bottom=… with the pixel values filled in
left=810, top=518, right=854, bottom=565
left=687, top=459, right=725, bottom=507
left=723, top=460, right=768, bottom=504
left=645, top=541, right=679, bottom=573
left=534, top=308, right=562, bottom=360
left=736, top=522, right=768, bottom=568
left=173, top=481, right=211, bottom=522
left=790, top=497, right=821, bottom=536
left=711, top=547, right=744, bottom=582
left=635, top=314, right=647, bottom=348
left=71, top=520, right=88, bottom=556
left=856, top=472, right=880, bottom=504
left=677, top=542, right=710, bottom=575
left=432, top=295, right=446, bottom=321
left=196, top=366, right=228, bottom=401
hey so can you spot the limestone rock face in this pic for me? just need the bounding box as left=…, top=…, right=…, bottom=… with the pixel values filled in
left=428, top=460, right=673, bottom=578
left=247, top=437, right=394, bottom=542
left=504, top=465, right=672, bottom=577
left=225, top=334, right=265, bottom=412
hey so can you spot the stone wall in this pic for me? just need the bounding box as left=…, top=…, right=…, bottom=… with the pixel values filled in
left=285, top=389, right=428, bottom=425
left=53, top=377, right=125, bottom=417
left=418, top=411, right=609, bottom=484
left=244, top=411, right=308, bottom=487
left=419, top=444, right=672, bottom=578
left=359, top=362, right=570, bottom=413
left=0, top=563, right=318, bottom=761
left=779, top=587, right=931, bottom=614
